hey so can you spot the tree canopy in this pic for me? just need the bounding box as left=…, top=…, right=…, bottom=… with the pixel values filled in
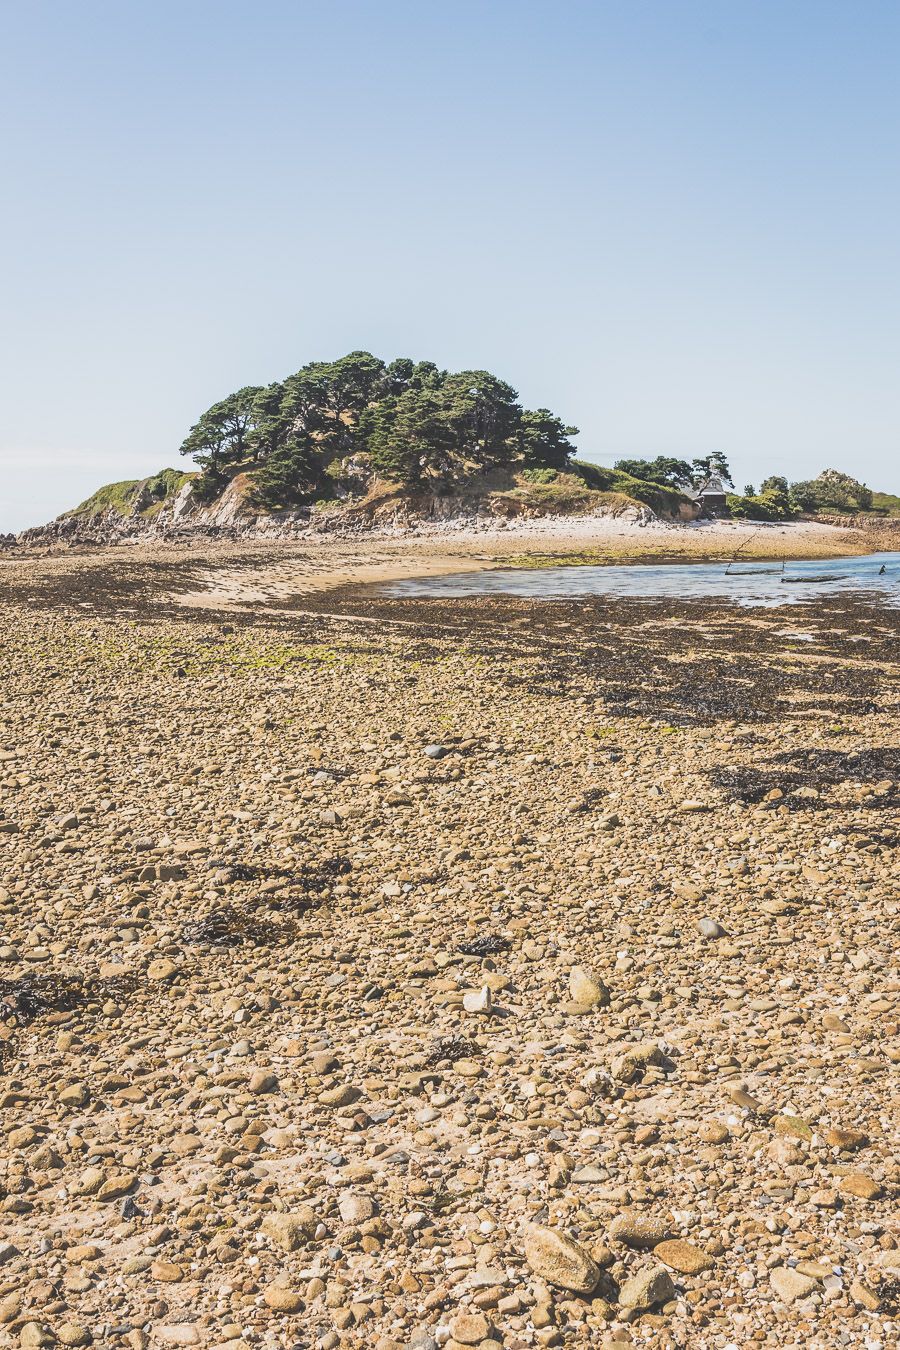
left=179, top=351, right=579, bottom=505
left=612, top=453, right=733, bottom=489
left=788, top=469, right=873, bottom=514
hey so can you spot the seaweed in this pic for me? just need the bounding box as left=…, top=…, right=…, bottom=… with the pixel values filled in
left=426, top=1036, right=481, bottom=1066
left=181, top=904, right=292, bottom=947
left=456, top=935, right=511, bottom=957
left=712, top=748, right=899, bottom=810
left=0, top=973, right=138, bottom=1026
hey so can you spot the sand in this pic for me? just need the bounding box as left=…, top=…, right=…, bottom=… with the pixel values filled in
left=100, top=517, right=883, bottom=611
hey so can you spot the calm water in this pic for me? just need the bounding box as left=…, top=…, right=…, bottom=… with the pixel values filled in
left=383, top=552, right=900, bottom=608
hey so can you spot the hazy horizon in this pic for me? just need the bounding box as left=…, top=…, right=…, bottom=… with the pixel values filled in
left=2, top=0, right=899, bottom=533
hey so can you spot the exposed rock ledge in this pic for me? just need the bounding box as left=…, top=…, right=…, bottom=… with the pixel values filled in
left=17, top=471, right=658, bottom=548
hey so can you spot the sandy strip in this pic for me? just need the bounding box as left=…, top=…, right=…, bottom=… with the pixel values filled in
left=172, top=517, right=872, bottom=610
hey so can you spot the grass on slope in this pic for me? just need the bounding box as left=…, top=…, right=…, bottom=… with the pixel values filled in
left=570, top=461, right=694, bottom=517
left=68, top=469, right=194, bottom=520
left=870, top=491, right=900, bottom=518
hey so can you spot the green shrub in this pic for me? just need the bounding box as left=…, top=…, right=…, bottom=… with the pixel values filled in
left=520, top=467, right=559, bottom=484
left=571, top=461, right=691, bottom=517
left=726, top=489, right=798, bottom=521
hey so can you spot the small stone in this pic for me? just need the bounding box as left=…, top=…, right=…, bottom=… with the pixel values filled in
left=773, top=1115, right=812, bottom=1141
left=57, top=1326, right=91, bottom=1348
left=770, top=1266, right=816, bottom=1303
left=609, top=1212, right=674, bottom=1248
left=568, top=965, right=610, bottom=1009
left=338, top=1193, right=375, bottom=1224
left=151, top=1260, right=184, bottom=1282
left=319, top=1083, right=361, bottom=1107
left=696, top=918, right=725, bottom=939
left=840, top=1172, right=882, bottom=1200
left=424, top=744, right=450, bottom=759
left=9, top=1125, right=39, bottom=1147
left=610, top=1043, right=664, bottom=1083
left=462, top=985, right=492, bottom=1015
left=58, top=1082, right=90, bottom=1107
left=618, top=1265, right=676, bottom=1311
left=248, top=1069, right=277, bottom=1093
left=121, top=1255, right=153, bottom=1275
left=448, top=1312, right=490, bottom=1344
left=263, top=1284, right=304, bottom=1312
left=654, top=1239, right=714, bottom=1274
left=65, top=1245, right=101, bottom=1264
left=0, top=1295, right=20, bottom=1324
left=825, top=1127, right=868, bottom=1150
left=97, top=1172, right=137, bottom=1201
left=20, top=1328, right=54, bottom=1349
left=261, top=1208, right=317, bottom=1250
left=524, top=1225, right=601, bottom=1294
left=795, top=1260, right=831, bottom=1279
left=571, top=1165, right=606, bottom=1183
left=725, top=1084, right=761, bottom=1111
left=147, top=958, right=178, bottom=982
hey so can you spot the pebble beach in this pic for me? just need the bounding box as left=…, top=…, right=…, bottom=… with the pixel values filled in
left=0, top=532, right=897, bottom=1350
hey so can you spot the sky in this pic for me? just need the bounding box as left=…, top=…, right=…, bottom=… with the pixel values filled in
left=1, top=0, right=898, bottom=532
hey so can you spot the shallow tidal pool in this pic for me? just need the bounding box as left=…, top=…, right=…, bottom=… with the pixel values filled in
left=382, top=551, right=900, bottom=608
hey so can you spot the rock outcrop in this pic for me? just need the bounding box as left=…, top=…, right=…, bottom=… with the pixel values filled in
left=17, top=466, right=660, bottom=547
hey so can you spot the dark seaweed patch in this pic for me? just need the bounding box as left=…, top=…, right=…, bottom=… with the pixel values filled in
left=768, top=747, right=899, bottom=783
left=878, top=1277, right=900, bottom=1316
left=0, top=973, right=138, bottom=1026
left=711, top=747, right=899, bottom=810
left=456, top=935, right=512, bottom=957
left=181, top=904, right=292, bottom=947
left=210, top=858, right=351, bottom=892
left=426, top=1036, right=481, bottom=1066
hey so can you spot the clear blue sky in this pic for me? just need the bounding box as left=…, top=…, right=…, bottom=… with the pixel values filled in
left=1, top=0, right=898, bottom=531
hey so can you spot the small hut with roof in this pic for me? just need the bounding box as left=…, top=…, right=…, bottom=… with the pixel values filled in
left=689, top=473, right=729, bottom=518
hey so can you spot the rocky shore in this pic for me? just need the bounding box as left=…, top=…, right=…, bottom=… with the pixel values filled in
left=0, top=544, right=896, bottom=1350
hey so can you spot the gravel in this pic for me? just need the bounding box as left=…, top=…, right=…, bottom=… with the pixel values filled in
left=0, top=542, right=896, bottom=1348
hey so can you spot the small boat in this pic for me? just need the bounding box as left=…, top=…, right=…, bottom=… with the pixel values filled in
left=726, top=566, right=782, bottom=575
left=725, top=557, right=785, bottom=576
left=781, top=573, right=848, bottom=584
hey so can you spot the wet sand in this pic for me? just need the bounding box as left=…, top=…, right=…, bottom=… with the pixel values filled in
left=1, top=517, right=883, bottom=616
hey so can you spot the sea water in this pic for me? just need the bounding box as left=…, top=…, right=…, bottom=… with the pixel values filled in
left=383, top=552, right=900, bottom=608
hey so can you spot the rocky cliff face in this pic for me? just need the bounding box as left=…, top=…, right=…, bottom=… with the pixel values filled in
left=16, top=467, right=661, bottom=546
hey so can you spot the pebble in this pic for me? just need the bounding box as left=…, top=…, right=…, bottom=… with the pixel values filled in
left=609, top=1213, right=675, bottom=1248
left=567, top=964, right=610, bottom=1008
left=261, top=1209, right=317, bottom=1250
left=653, top=1239, right=714, bottom=1274
left=57, top=1328, right=92, bottom=1349
left=523, top=1226, right=601, bottom=1294
left=448, top=1312, right=491, bottom=1344
left=840, top=1172, right=882, bottom=1200
left=462, top=985, right=492, bottom=1014
left=338, top=1193, right=375, bottom=1223
left=770, top=1267, right=816, bottom=1303
left=263, top=1283, right=304, bottom=1312
left=618, top=1265, right=676, bottom=1311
